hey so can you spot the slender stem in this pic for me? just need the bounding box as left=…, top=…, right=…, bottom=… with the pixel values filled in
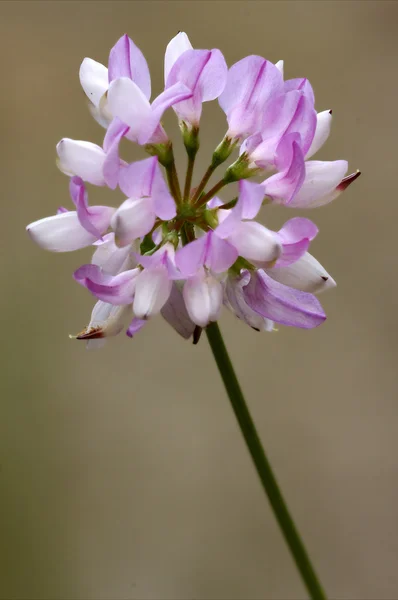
left=191, top=163, right=218, bottom=204
left=165, top=158, right=182, bottom=205
left=196, top=179, right=228, bottom=207
left=183, top=154, right=195, bottom=203
left=205, top=322, right=328, bottom=600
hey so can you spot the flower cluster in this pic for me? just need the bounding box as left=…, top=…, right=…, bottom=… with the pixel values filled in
left=27, top=32, right=359, bottom=348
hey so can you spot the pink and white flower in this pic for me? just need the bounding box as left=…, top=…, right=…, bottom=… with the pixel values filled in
left=26, top=31, right=360, bottom=346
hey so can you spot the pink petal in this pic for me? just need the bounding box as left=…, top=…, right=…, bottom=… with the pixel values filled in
left=102, top=118, right=130, bottom=189
left=243, top=269, right=326, bottom=328
left=219, top=56, right=283, bottom=137
left=74, top=264, right=140, bottom=305
left=262, top=136, right=305, bottom=204
left=69, top=176, right=114, bottom=238
left=126, top=317, right=147, bottom=338
left=224, top=272, right=274, bottom=332
left=207, top=232, right=238, bottom=273
left=175, top=235, right=207, bottom=277
left=237, top=180, right=264, bottom=219
left=227, top=222, right=282, bottom=266
left=284, top=94, right=317, bottom=157
left=166, top=48, right=227, bottom=124
left=108, top=34, right=151, bottom=99
left=284, top=78, right=315, bottom=105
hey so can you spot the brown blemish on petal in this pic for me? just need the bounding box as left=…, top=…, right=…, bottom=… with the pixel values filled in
left=337, top=170, right=361, bottom=191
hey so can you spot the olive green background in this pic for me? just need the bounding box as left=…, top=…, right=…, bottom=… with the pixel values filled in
left=1, top=1, right=397, bottom=599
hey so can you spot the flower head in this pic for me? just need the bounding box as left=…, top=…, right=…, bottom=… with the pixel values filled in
left=27, top=32, right=359, bottom=347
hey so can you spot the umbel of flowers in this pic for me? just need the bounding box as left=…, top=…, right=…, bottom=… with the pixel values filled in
left=27, top=32, right=359, bottom=348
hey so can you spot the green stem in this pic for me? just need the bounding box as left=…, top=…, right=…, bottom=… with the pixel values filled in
left=184, top=154, right=196, bottom=203
left=191, top=163, right=218, bottom=204
left=205, top=322, right=328, bottom=600
left=196, top=179, right=228, bottom=207
left=165, top=159, right=182, bottom=205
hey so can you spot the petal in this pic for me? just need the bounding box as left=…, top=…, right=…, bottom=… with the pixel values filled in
left=102, top=118, right=130, bottom=189
left=56, top=139, right=106, bottom=186
left=207, top=232, right=238, bottom=273
left=224, top=272, right=274, bottom=332
left=133, top=265, right=172, bottom=318
left=160, top=282, right=196, bottom=339
left=126, top=317, right=147, bottom=338
left=183, top=271, right=222, bottom=327
left=111, top=197, right=156, bottom=246
left=305, top=110, right=332, bottom=159
left=284, top=94, right=317, bottom=156
left=219, top=56, right=283, bottom=137
left=79, top=58, right=109, bottom=107
left=87, top=95, right=112, bottom=128
left=164, top=31, right=193, bottom=83
left=27, top=212, right=97, bottom=252
left=166, top=48, right=227, bottom=124
left=175, top=235, right=207, bottom=277
left=69, top=176, right=114, bottom=238
left=149, top=161, right=177, bottom=220
left=243, top=269, right=326, bottom=328
left=274, top=217, right=318, bottom=267
left=227, top=221, right=282, bottom=265
left=107, top=77, right=152, bottom=139
left=287, top=160, right=348, bottom=208
left=91, top=233, right=133, bottom=274
left=108, top=34, right=151, bottom=99
left=284, top=78, right=315, bottom=105
left=119, top=156, right=158, bottom=198
left=267, top=252, right=336, bottom=294
left=263, top=139, right=306, bottom=205
left=74, top=264, right=139, bottom=305
left=275, top=59, right=284, bottom=76
left=237, top=180, right=264, bottom=219
left=147, top=82, right=193, bottom=141
left=75, top=301, right=130, bottom=348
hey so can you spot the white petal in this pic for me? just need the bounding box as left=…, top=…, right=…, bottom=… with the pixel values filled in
left=111, top=197, right=155, bottom=246
left=267, top=252, right=336, bottom=294
left=27, top=212, right=96, bottom=252
left=79, top=58, right=109, bottom=107
left=288, top=160, right=348, bottom=208
left=228, top=222, right=282, bottom=266
left=305, top=110, right=332, bottom=159
left=91, top=234, right=133, bottom=274
left=56, top=139, right=106, bottom=186
left=133, top=266, right=172, bottom=318
left=77, top=301, right=130, bottom=349
left=183, top=273, right=222, bottom=327
left=164, top=32, right=193, bottom=83
left=275, top=59, right=284, bottom=77
left=107, top=77, right=152, bottom=139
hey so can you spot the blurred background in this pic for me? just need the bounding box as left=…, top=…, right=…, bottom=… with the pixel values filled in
left=1, top=1, right=398, bottom=598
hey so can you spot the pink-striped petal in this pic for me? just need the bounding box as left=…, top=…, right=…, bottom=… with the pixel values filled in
left=74, top=264, right=139, bottom=305
left=108, top=34, right=151, bottom=99
left=224, top=272, right=274, bottom=332
left=243, top=269, right=326, bottom=328
left=69, top=176, right=114, bottom=238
